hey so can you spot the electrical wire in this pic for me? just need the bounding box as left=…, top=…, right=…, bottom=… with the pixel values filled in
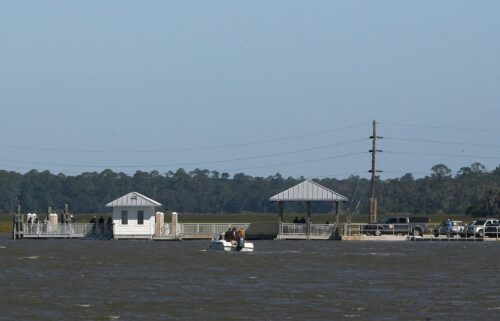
left=0, top=122, right=370, bottom=154
left=384, top=151, right=500, bottom=160
left=380, top=122, right=500, bottom=133
left=0, top=152, right=367, bottom=176
left=0, top=138, right=367, bottom=169
left=218, top=151, right=367, bottom=172
left=384, top=137, right=500, bottom=148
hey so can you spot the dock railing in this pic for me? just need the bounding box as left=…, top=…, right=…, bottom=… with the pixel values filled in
left=23, top=223, right=113, bottom=239
left=309, top=224, right=336, bottom=236
left=340, top=223, right=439, bottom=236
left=485, top=226, right=500, bottom=240
left=156, top=223, right=250, bottom=239
left=280, top=223, right=307, bottom=235
left=279, top=223, right=337, bottom=239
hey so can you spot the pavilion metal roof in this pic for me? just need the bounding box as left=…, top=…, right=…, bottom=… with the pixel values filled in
left=269, top=180, right=348, bottom=202
left=105, top=192, right=162, bottom=207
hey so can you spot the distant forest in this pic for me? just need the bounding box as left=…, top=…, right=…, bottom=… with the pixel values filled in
left=0, top=162, right=499, bottom=216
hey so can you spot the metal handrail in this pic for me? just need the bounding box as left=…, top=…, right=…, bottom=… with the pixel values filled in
left=341, top=223, right=440, bottom=236
left=280, top=223, right=336, bottom=237
left=23, top=223, right=113, bottom=238
left=281, top=223, right=307, bottom=235
left=178, top=223, right=250, bottom=236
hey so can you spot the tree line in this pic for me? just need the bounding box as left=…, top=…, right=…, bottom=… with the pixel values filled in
left=0, top=162, right=498, bottom=216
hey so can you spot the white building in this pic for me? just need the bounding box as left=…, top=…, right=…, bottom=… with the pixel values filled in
left=106, top=192, right=162, bottom=239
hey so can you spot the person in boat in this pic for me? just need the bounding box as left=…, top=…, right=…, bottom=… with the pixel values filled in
left=293, top=217, right=299, bottom=223
left=224, top=228, right=232, bottom=242
left=236, top=227, right=246, bottom=251
left=230, top=227, right=237, bottom=242
left=299, top=217, right=306, bottom=224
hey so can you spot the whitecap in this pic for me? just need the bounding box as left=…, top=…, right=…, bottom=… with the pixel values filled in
left=17, top=256, right=39, bottom=260
left=368, top=252, right=404, bottom=257
left=344, top=314, right=361, bottom=318
left=0, top=246, right=6, bottom=249
left=73, top=304, right=91, bottom=308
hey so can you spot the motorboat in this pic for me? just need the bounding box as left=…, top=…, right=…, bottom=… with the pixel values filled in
left=209, top=235, right=254, bottom=252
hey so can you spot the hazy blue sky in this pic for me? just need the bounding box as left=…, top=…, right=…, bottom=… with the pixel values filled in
left=1, top=0, right=499, bottom=179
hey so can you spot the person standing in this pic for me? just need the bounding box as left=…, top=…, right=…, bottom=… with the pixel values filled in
left=236, top=227, right=246, bottom=251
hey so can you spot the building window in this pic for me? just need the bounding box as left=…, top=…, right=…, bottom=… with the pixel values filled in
left=121, top=210, right=128, bottom=225
left=137, top=210, right=144, bottom=225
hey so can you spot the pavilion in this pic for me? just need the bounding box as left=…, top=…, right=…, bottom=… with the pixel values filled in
left=269, top=180, right=348, bottom=239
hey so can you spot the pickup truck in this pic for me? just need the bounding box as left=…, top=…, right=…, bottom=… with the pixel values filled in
left=362, top=217, right=431, bottom=237
left=462, top=219, right=499, bottom=238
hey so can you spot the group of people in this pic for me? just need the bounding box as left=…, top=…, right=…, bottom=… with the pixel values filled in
left=89, top=216, right=113, bottom=235
left=293, top=217, right=307, bottom=224
left=222, top=227, right=246, bottom=250
left=89, top=216, right=112, bottom=225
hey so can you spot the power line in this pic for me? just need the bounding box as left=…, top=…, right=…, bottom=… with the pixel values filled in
left=385, top=137, right=500, bottom=148
left=0, top=138, right=366, bottom=169
left=383, top=170, right=431, bottom=175
left=381, top=122, right=500, bottom=133
left=0, top=164, right=83, bottom=175
left=385, top=151, right=500, bottom=160
left=0, top=122, right=370, bottom=154
left=218, top=151, right=366, bottom=172
left=0, top=151, right=367, bottom=175
left=313, top=171, right=366, bottom=179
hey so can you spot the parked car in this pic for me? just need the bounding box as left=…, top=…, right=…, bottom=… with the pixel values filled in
left=485, top=221, right=500, bottom=238
left=362, top=217, right=430, bottom=236
left=433, top=220, right=465, bottom=237
left=462, top=219, right=499, bottom=238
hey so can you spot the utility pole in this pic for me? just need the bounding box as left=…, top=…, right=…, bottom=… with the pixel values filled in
left=369, top=120, right=383, bottom=223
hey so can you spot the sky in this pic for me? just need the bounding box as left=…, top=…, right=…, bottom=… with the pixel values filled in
left=0, top=0, right=499, bottom=179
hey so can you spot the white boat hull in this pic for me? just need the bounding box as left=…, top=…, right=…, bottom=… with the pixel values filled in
left=210, top=240, right=254, bottom=252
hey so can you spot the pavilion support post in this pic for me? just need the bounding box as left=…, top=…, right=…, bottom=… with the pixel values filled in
left=278, top=201, right=284, bottom=223
left=335, top=201, right=339, bottom=226
left=278, top=202, right=284, bottom=237
left=335, top=201, right=340, bottom=238
left=306, top=201, right=311, bottom=239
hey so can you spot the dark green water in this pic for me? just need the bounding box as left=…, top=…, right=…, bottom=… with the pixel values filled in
left=0, top=237, right=499, bottom=320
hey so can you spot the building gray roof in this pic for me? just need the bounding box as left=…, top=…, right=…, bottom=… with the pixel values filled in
left=106, top=192, right=162, bottom=207
left=269, top=180, right=348, bottom=202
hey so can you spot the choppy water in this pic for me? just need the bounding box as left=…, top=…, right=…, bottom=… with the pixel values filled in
left=0, top=237, right=499, bottom=321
